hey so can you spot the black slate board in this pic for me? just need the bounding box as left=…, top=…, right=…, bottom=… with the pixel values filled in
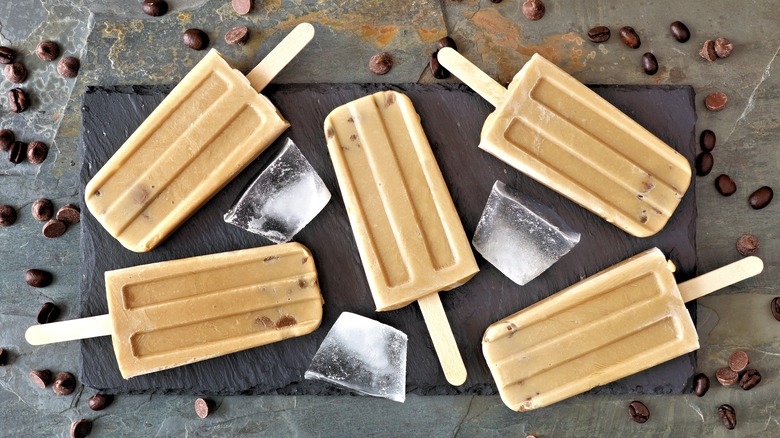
left=80, top=83, right=697, bottom=396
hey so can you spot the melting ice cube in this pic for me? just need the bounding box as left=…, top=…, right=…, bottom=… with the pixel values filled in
left=472, top=181, right=580, bottom=286
left=305, top=312, right=408, bottom=402
left=224, top=138, right=331, bottom=243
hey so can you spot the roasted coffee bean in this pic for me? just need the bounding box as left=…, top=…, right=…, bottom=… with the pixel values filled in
left=27, top=141, right=49, bottom=164
left=8, top=141, right=27, bottom=164
left=436, top=36, right=457, bottom=51
left=88, top=393, right=114, bottom=411
left=587, top=26, right=611, bottom=43
left=42, top=219, right=67, bottom=237
left=52, top=371, right=76, bottom=395
left=142, top=0, right=168, bottom=17
left=670, top=21, right=690, bottom=43
left=56, top=204, right=80, bottom=225
left=619, top=26, right=641, bottom=49
left=715, top=37, right=733, bottom=58
left=0, top=204, right=17, bottom=226
left=430, top=51, right=449, bottom=79
left=31, top=198, right=54, bottom=221
left=25, top=269, right=53, bottom=288
left=693, top=373, right=710, bottom=397
left=728, top=350, right=749, bottom=372
left=368, top=52, right=393, bottom=75
left=8, top=88, right=29, bottom=113
left=0, top=347, right=8, bottom=366
left=195, top=398, right=216, bottom=418
left=183, top=29, right=209, bottom=50
left=695, top=152, right=713, bottom=176
left=718, top=404, right=736, bottom=430
left=716, top=367, right=739, bottom=386
left=29, top=369, right=52, bottom=388
left=739, top=369, right=761, bottom=390
left=748, top=186, right=773, bottom=209
left=700, top=129, right=716, bottom=151
left=522, top=0, right=545, bottom=21
left=0, top=46, right=15, bottom=64
left=70, top=419, right=92, bottom=438
left=36, top=40, right=60, bottom=61
left=225, top=25, right=250, bottom=46
left=232, top=0, right=252, bottom=15
left=771, top=297, right=780, bottom=321
left=57, top=57, right=80, bottom=78
left=641, top=52, right=658, bottom=75
left=715, top=174, right=736, bottom=196
left=628, top=400, right=649, bottom=423
left=0, top=129, right=14, bottom=151
left=4, top=62, right=27, bottom=83
left=37, top=302, right=60, bottom=324
left=705, top=92, right=728, bottom=111
left=699, top=40, right=717, bottom=62
left=737, top=234, right=760, bottom=256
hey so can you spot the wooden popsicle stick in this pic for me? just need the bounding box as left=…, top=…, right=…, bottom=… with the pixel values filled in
left=25, top=314, right=113, bottom=345
left=436, top=47, right=506, bottom=107
left=246, top=23, right=315, bottom=92
left=417, top=293, right=468, bottom=386
left=678, top=256, right=763, bottom=303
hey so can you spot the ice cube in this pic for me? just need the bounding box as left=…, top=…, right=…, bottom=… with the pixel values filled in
left=305, top=312, right=408, bottom=402
left=224, top=138, right=331, bottom=243
left=472, top=181, right=580, bottom=285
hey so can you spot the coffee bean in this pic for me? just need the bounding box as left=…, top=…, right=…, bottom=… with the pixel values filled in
left=36, top=40, right=60, bottom=61
left=436, top=36, right=457, bottom=51
left=232, top=0, right=252, bottom=15
left=695, top=152, right=713, bottom=176
left=32, top=198, right=54, bottom=221
left=8, top=141, right=27, bottom=164
left=0, top=129, right=14, bottom=151
left=430, top=51, right=449, bottom=79
left=25, top=269, right=53, bottom=288
left=739, top=369, right=761, bottom=390
left=716, top=367, right=739, bottom=386
left=700, top=129, right=716, bottom=151
left=619, top=26, right=641, bottom=49
left=705, top=92, right=728, bottom=111
left=693, top=373, right=710, bottom=397
left=4, top=62, right=27, bottom=83
left=42, top=219, right=67, bottom=238
left=0, top=347, right=8, bottom=366
left=522, top=0, right=545, bottom=21
left=225, top=25, right=250, bottom=46
left=736, top=234, right=760, bottom=256
left=27, top=141, right=49, bottom=164
left=771, top=297, right=780, bottom=321
left=718, top=404, right=736, bottom=430
left=70, top=419, right=92, bottom=438
left=57, top=57, right=80, bottom=78
left=142, top=0, right=168, bottom=17
left=0, top=46, right=16, bottom=64
left=52, top=371, right=76, bottom=395
left=56, top=204, right=81, bottom=225
left=628, top=401, right=649, bottom=423
left=368, top=52, right=393, bottom=75
left=8, top=88, right=29, bottom=113
left=88, top=393, right=114, bottom=411
left=29, top=369, right=52, bottom=388
left=699, top=40, right=717, bottom=62
left=748, top=186, right=773, bottom=209
left=715, top=174, right=736, bottom=196
left=37, top=302, right=60, bottom=324
left=641, top=52, right=658, bottom=75
left=195, top=398, right=216, bottom=418
left=0, top=204, right=17, bottom=226
left=587, top=26, right=610, bottom=43
left=670, top=21, right=690, bottom=43
left=728, top=350, right=750, bottom=372
left=714, top=37, right=733, bottom=58
left=183, top=29, right=209, bottom=50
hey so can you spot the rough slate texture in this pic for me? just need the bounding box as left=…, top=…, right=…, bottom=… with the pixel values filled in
left=79, top=83, right=697, bottom=395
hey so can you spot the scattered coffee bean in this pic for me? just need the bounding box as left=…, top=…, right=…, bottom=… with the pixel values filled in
left=37, top=302, right=60, bottom=324
left=232, top=0, right=252, bottom=15
left=736, top=234, right=760, bottom=256
left=56, top=204, right=80, bottom=225
left=142, top=0, right=168, bottom=17
left=715, top=367, right=739, bottom=386
left=0, top=348, right=7, bottom=366
left=619, top=26, right=641, bottom=49
left=29, top=369, right=52, bottom=388
left=693, top=373, right=710, bottom=397
left=183, top=29, right=209, bottom=51
left=0, top=204, right=17, bottom=226
left=715, top=174, right=736, bottom=196
left=748, top=186, right=773, bottom=209
left=522, top=0, right=545, bottom=21
left=42, top=219, right=67, bottom=238
left=57, top=57, right=80, bottom=78
left=771, top=297, right=780, bottom=321
left=0, top=129, right=14, bottom=151
left=32, top=198, right=54, bottom=221
left=368, top=52, right=393, bottom=75
left=52, top=371, right=76, bottom=395
left=705, top=92, right=728, bottom=111
left=25, top=269, right=53, bottom=288
left=225, top=25, right=250, bottom=46
left=700, top=129, right=716, bottom=151
left=195, top=398, right=216, bottom=418
left=695, top=152, right=713, bottom=176
left=628, top=400, right=649, bottom=423
left=430, top=51, right=449, bottom=79
left=641, top=52, right=658, bottom=75
left=4, top=62, right=27, bottom=83
left=587, top=26, right=610, bottom=43
left=8, top=141, right=27, bottom=164
left=670, top=21, right=690, bottom=43
left=27, top=141, right=49, bottom=164
left=8, top=88, right=29, bottom=113
left=88, top=393, right=114, bottom=411
left=728, top=350, right=749, bottom=372
left=699, top=40, right=717, bottom=62
left=714, top=37, right=733, bottom=58
left=436, top=36, right=457, bottom=51
left=36, top=40, right=60, bottom=61
left=718, top=404, right=737, bottom=430
left=739, top=369, right=761, bottom=390
left=70, top=419, right=92, bottom=438
left=0, top=46, right=16, bottom=64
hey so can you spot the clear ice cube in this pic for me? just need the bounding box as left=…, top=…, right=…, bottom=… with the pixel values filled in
left=224, top=138, right=331, bottom=243
left=305, top=312, right=408, bottom=402
left=472, top=181, right=580, bottom=286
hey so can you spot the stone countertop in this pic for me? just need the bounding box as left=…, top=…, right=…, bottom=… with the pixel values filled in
left=1, top=0, right=777, bottom=436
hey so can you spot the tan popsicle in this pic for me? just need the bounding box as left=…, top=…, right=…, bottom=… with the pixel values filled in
left=25, top=244, right=324, bottom=378
left=85, top=23, right=315, bottom=252
left=437, top=48, right=692, bottom=238
left=482, top=247, right=763, bottom=411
